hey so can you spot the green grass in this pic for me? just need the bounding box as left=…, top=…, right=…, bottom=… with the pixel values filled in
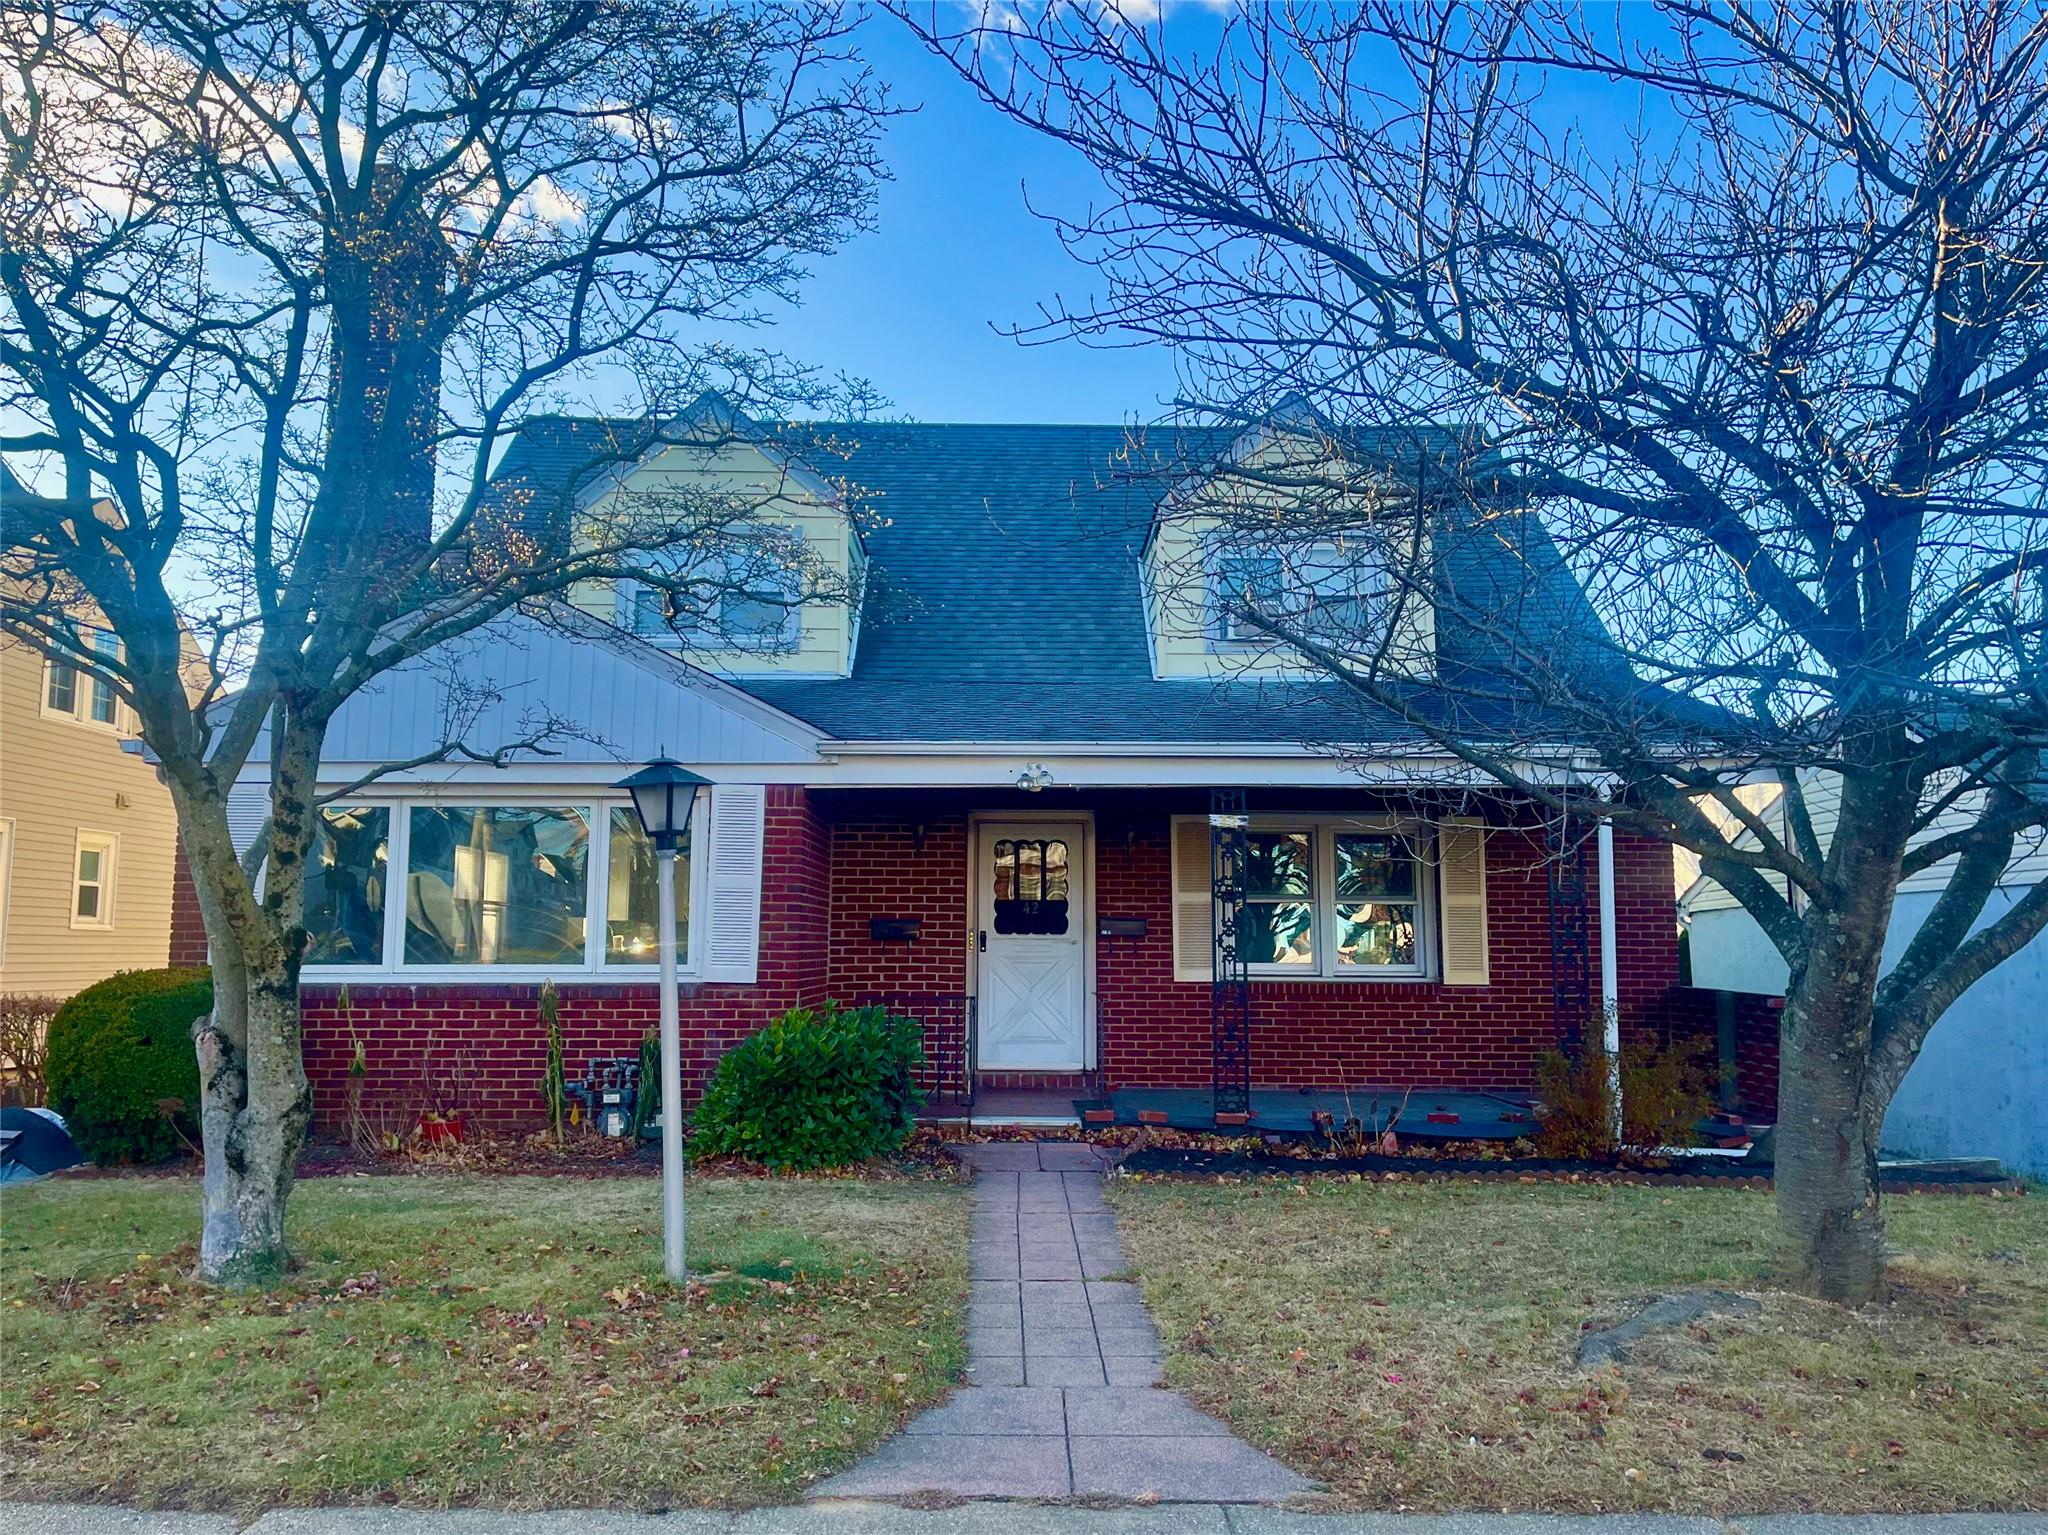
left=1108, top=1174, right=2048, bottom=1515
left=0, top=1171, right=970, bottom=1511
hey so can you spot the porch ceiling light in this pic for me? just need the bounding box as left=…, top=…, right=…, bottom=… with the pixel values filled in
left=1016, top=762, right=1053, bottom=793
left=617, top=757, right=711, bottom=850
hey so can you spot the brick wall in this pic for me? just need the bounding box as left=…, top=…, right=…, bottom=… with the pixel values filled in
left=826, top=814, right=971, bottom=995
left=284, top=786, right=1682, bottom=1130
left=1089, top=815, right=1678, bottom=1091
left=1649, top=984, right=1783, bottom=1118
left=300, top=785, right=830, bottom=1134
left=168, top=833, right=207, bottom=967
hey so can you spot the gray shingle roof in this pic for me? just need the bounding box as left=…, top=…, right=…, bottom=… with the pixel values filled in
left=489, top=415, right=1612, bottom=746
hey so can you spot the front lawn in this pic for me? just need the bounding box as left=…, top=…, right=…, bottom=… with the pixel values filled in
left=1, top=1171, right=969, bottom=1511
left=1108, top=1174, right=2046, bottom=1514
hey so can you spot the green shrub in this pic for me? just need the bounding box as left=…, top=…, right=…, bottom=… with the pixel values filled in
left=46, top=967, right=212, bottom=1164
left=692, top=1001, right=925, bottom=1170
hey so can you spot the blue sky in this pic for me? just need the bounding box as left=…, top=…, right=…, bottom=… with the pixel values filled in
left=749, top=11, right=1190, bottom=424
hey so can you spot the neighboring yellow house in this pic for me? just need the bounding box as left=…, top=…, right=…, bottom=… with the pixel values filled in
left=0, top=594, right=183, bottom=1000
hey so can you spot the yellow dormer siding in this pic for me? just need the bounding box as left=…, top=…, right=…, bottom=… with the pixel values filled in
left=1141, top=428, right=1436, bottom=682
left=568, top=429, right=862, bottom=679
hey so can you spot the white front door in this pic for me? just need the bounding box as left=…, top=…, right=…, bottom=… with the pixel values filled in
left=976, top=821, right=1088, bottom=1070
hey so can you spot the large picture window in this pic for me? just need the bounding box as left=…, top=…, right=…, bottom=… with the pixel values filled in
left=1240, top=820, right=1429, bottom=978
left=294, top=794, right=701, bottom=977
left=404, top=806, right=592, bottom=966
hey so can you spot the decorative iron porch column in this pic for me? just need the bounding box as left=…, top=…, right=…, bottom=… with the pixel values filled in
left=1210, top=788, right=1252, bottom=1121
left=1546, top=811, right=1592, bottom=1047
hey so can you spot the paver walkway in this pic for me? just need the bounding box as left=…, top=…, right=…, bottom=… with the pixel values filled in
left=813, top=1141, right=1315, bottom=1503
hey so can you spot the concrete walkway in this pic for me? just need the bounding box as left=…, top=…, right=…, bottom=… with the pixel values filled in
left=811, top=1141, right=1315, bottom=1503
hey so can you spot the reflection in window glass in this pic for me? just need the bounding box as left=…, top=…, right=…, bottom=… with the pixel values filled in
left=1244, top=832, right=1314, bottom=965
left=605, top=807, right=690, bottom=964
left=74, top=846, right=105, bottom=920
left=1335, top=833, right=1419, bottom=968
left=991, top=837, right=1071, bottom=935
left=1338, top=904, right=1417, bottom=967
left=404, top=806, right=590, bottom=965
left=89, top=630, right=120, bottom=723
left=304, top=806, right=390, bottom=964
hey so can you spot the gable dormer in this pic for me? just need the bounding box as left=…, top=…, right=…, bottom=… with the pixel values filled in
left=1140, top=410, right=1437, bottom=681
left=567, top=394, right=865, bottom=678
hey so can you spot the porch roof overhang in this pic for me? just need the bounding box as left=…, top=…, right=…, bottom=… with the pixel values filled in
left=296, top=738, right=1614, bottom=794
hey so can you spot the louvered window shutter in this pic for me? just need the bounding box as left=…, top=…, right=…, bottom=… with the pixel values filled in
left=226, top=779, right=270, bottom=860
left=1170, top=816, right=1216, bottom=982
left=701, top=784, right=766, bottom=982
left=1438, top=817, right=1490, bottom=985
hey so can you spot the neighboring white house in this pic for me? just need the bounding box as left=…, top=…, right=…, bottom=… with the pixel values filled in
left=1680, top=774, right=2048, bottom=1178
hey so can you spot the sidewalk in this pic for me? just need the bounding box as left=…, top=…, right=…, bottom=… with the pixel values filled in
left=812, top=1140, right=1311, bottom=1501
left=9, top=1500, right=2047, bottom=1533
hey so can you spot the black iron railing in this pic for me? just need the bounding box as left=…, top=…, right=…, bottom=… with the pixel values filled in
left=856, top=991, right=976, bottom=1110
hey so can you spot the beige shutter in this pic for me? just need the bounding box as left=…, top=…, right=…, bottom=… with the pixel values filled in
left=1437, top=817, right=1490, bottom=985
left=1170, top=816, right=1216, bottom=982
left=701, top=783, right=766, bottom=982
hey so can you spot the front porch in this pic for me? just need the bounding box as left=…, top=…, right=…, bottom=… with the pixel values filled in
left=817, top=783, right=1677, bottom=1134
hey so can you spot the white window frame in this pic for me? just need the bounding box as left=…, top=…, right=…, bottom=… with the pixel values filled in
left=71, top=829, right=119, bottom=930
left=616, top=527, right=805, bottom=655
left=40, top=625, right=131, bottom=733
left=1206, top=536, right=1386, bottom=651
left=298, top=789, right=709, bottom=984
left=1240, top=816, right=1433, bottom=980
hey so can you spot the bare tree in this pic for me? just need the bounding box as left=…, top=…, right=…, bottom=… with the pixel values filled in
left=899, top=0, right=2048, bottom=1303
left=1, top=0, right=888, bottom=1284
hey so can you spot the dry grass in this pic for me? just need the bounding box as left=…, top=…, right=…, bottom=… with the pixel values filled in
left=1107, top=1173, right=2047, bottom=1515
left=0, top=1171, right=969, bottom=1512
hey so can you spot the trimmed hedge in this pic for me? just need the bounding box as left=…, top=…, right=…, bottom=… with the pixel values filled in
left=691, top=1001, right=925, bottom=1170
left=47, top=967, right=212, bottom=1164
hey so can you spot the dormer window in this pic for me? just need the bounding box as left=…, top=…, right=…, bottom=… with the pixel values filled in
left=1208, top=537, right=1385, bottom=650
left=619, top=527, right=805, bottom=653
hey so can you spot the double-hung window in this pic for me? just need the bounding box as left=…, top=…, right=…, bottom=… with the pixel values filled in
left=1237, top=819, right=1429, bottom=978
left=1208, top=537, right=1383, bottom=650
left=72, top=831, right=117, bottom=929
left=42, top=623, right=127, bottom=729
left=618, top=527, right=804, bottom=653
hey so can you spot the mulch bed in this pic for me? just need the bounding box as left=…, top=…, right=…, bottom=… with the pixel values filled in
left=1115, top=1145, right=2028, bottom=1195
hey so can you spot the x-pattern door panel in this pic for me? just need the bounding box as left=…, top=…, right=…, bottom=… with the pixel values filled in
left=977, top=821, right=1087, bottom=1069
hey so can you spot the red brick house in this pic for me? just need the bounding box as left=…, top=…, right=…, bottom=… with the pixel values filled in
left=179, top=401, right=1679, bottom=1133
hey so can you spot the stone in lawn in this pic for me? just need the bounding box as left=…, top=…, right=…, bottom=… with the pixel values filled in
left=1577, top=1289, right=1762, bottom=1369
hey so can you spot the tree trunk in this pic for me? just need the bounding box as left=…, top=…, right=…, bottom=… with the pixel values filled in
left=1773, top=984, right=1886, bottom=1304
left=1773, top=833, right=1897, bottom=1306
left=195, top=967, right=313, bottom=1286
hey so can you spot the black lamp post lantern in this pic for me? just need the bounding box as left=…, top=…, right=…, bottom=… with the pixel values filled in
left=613, top=756, right=712, bottom=1282
left=618, top=757, right=710, bottom=851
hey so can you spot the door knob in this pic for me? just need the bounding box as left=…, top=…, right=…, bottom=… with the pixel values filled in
left=978, top=930, right=988, bottom=952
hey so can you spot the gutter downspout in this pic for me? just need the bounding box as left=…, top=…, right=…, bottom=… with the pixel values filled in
left=1597, top=820, right=1622, bottom=1145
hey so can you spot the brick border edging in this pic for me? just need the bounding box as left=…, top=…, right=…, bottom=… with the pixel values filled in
left=1115, top=1150, right=2026, bottom=1196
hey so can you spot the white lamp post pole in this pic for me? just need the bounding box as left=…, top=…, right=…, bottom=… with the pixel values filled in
left=616, top=757, right=709, bottom=1287
left=655, top=841, right=686, bottom=1282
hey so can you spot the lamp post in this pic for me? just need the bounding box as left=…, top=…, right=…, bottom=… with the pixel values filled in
left=616, top=757, right=711, bottom=1282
